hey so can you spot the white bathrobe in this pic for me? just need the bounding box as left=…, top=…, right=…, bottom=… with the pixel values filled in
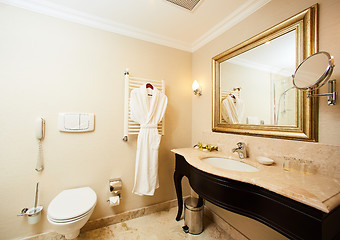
left=130, top=84, right=168, bottom=196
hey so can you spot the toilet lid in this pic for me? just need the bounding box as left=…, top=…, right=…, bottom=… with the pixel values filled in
left=47, top=187, right=97, bottom=220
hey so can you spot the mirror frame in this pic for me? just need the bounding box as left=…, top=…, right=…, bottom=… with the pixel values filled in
left=212, top=4, right=318, bottom=142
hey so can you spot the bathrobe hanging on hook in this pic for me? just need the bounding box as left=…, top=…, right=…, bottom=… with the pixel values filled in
left=130, top=83, right=168, bottom=196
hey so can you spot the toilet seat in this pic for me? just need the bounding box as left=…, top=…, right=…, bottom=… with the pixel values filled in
left=47, top=187, right=97, bottom=222
left=47, top=205, right=95, bottom=223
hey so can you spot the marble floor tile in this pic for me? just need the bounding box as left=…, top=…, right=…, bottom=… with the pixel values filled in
left=75, top=207, right=234, bottom=240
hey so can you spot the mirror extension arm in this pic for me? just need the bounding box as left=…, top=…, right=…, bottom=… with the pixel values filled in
left=307, top=79, right=336, bottom=105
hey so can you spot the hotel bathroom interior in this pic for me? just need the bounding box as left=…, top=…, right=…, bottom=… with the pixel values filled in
left=1, top=0, right=340, bottom=239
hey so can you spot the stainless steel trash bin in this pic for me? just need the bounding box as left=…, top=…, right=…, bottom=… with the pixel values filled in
left=182, top=197, right=204, bottom=234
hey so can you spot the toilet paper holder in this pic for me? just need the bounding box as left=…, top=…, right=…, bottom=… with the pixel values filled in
left=107, top=178, right=122, bottom=206
left=109, top=178, right=122, bottom=197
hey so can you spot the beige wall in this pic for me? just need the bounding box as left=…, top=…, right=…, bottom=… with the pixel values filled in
left=220, top=63, right=272, bottom=124
left=1, top=0, right=340, bottom=239
left=0, top=4, right=192, bottom=239
left=192, top=0, right=340, bottom=239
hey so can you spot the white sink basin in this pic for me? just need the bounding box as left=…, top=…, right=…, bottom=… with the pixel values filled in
left=202, top=157, right=259, bottom=172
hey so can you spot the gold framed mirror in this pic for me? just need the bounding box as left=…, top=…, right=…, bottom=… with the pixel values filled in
left=212, top=4, right=318, bottom=141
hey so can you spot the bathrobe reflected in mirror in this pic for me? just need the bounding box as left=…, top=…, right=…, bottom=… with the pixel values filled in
left=130, top=83, right=168, bottom=196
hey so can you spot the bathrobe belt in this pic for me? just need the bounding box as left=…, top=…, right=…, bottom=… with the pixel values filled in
left=140, top=124, right=157, bottom=128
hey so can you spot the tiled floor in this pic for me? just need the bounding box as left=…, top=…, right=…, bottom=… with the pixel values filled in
left=75, top=207, right=234, bottom=240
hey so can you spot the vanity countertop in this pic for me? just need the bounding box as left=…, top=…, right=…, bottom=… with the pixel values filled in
left=171, top=148, right=340, bottom=213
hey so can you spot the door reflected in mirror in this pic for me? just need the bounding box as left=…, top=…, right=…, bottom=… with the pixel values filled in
left=220, top=30, right=297, bottom=126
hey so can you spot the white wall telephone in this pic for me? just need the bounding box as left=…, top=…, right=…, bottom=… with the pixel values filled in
left=35, top=117, right=45, bottom=172
left=35, top=117, right=45, bottom=140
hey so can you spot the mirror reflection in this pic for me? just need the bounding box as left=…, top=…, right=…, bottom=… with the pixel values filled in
left=293, top=52, right=334, bottom=89
left=219, top=30, right=297, bottom=126
left=213, top=4, right=318, bottom=141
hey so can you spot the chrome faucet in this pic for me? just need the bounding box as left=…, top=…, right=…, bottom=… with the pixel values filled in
left=232, top=142, right=247, bottom=159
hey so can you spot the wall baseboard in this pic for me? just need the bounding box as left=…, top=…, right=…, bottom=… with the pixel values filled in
left=82, top=197, right=187, bottom=232
left=21, top=196, right=246, bottom=240
left=21, top=197, right=188, bottom=240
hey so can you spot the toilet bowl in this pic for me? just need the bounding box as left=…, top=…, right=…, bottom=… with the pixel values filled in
left=47, top=187, right=97, bottom=239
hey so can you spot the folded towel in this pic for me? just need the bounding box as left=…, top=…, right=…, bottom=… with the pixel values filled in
left=247, top=116, right=260, bottom=125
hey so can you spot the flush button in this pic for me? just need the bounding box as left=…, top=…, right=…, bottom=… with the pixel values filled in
left=79, top=114, right=90, bottom=130
left=64, top=114, right=80, bottom=130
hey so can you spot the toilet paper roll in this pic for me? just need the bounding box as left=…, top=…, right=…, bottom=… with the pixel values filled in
left=109, top=196, right=120, bottom=207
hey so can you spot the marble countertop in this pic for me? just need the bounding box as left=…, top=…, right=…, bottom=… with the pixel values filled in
left=171, top=148, right=340, bottom=213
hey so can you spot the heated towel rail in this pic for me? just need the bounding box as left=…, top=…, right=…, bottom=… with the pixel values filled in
left=221, top=88, right=241, bottom=100
left=122, top=69, right=165, bottom=141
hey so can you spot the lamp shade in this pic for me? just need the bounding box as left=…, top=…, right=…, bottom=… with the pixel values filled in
left=192, top=80, right=200, bottom=91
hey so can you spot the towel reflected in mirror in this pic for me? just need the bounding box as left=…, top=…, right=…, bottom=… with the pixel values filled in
left=221, top=95, right=244, bottom=124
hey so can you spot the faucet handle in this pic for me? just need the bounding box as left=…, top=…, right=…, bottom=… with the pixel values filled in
left=233, top=142, right=247, bottom=159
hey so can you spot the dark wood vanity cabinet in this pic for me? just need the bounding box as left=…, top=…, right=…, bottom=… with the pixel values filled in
left=173, top=154, right=340, bottom=240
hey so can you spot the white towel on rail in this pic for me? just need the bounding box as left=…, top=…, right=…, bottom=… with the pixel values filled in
left=130, top=84, right=168, bottom=196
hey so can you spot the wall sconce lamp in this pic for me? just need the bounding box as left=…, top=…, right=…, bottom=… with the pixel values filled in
left=192, top=80, right=202, bottom=96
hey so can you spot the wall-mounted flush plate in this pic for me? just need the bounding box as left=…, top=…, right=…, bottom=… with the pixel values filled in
left=58, top=113, right=94, bottom=132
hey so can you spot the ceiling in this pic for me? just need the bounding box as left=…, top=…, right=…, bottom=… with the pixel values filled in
left=0, top=0, right=271, bottom=52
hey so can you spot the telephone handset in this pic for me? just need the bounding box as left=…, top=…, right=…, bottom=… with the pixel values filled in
left=35, top=117, right=45, bottom=140
left=35, top=117, right=45, bottom=172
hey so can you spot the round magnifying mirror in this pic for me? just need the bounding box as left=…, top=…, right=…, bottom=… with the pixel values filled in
left=293, top=52, right=334, bottom=90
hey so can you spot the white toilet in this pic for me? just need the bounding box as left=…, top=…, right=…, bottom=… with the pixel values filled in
left=47, top=187, right=97, bottom=239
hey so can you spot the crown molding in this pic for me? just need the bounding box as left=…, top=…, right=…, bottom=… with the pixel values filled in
left=228, top=57, right=293, bottom=77
left=0, top=0, right=270, bottom=53
left=0, top=0, right=192, bottom=51
left=191, top=0, right=271, bottom=52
